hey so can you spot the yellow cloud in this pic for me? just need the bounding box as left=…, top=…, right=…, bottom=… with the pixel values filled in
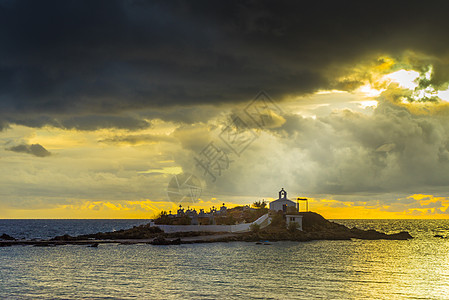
left=372, top=56, right=395, bottom=72
left=138, top=166, right=183, bottom=175
left=0, top=199, right=171, bottom=219
left=306, top=195, right=449, bottom=219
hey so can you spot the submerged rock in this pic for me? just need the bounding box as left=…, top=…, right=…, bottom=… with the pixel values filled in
left=51, top=234, right=75, bottom=241
left=350, top=229, right=413, bottom=240
left=150, top=237, right=182, bottom=245
left=384, top=231, right=413, bottom=240
left=33, top=243, right=57, bottom=247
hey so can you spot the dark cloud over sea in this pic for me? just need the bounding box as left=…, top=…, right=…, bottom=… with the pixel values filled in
left=1, top=0, right=449, bottom=129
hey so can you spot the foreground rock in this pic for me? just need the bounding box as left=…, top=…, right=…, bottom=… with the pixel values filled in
left=51, top=223, right=164, bottom=241
left=248, top=212, right=413, bottom=242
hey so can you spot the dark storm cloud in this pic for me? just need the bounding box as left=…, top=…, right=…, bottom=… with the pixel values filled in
left=7, top=143, right=51, bottom=157
left=7, top=115, right=151, bottom=131
left=2, top=0, right=449, bottom=129
left=60, top=115, right=151, bottom=131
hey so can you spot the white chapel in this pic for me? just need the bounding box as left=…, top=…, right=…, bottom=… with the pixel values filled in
left=269, top=188, right=297, bottom=212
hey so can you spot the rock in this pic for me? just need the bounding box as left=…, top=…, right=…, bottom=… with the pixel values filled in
left=0, top=233, right=16, bottom=241
left=72, top=224, right=163, bottom=240
left=119, top=241, right=135, bottom=245
left=150, top=237, right=182, bottom=245
left=349, top=229, right=413, bottom=240
left=385, top=231, right=413, bottom=240
left=51, top=234, right=75, bottom=241
left=171, top=238, right=182, bottom=245
left=33, top=243, right=57, bottom=247
left=262, top=211, right=414, bottom=241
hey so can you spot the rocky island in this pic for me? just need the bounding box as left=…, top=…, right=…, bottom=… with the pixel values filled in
left=0, top=211, right=412, bottom=247
left=0, top=189, right=415, bottom=246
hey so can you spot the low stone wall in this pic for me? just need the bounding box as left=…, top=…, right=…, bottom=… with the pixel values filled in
left=154, top=213, right=271, bottom=233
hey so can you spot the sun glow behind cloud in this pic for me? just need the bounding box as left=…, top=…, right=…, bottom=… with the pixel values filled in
left=348, top=65, right=449, bottom=104
left=377, top=66, right=449, bottom=102
left=384, top=69, right=420, bottom=90
left=356, top=84, right=384, bottom=98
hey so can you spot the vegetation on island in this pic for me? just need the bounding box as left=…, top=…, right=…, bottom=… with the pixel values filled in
left=154, top=201, right=269, bottom=226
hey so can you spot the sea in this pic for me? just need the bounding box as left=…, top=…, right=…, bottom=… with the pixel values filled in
left=1, top=219, right=449, bottom=299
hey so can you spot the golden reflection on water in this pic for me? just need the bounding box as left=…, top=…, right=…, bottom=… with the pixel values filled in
left=1, top=220, right=449, bottom=299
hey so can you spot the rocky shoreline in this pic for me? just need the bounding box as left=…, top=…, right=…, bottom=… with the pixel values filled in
left=0, top=212, right=413, bottom=247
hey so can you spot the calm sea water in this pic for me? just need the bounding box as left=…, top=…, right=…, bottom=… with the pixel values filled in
left=0, top=219, right=152, bottom=240
left=1, top=219, right=449, bottom=299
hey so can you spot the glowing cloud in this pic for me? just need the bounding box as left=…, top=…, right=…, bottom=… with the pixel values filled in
left=437, top=89, right=449, bottom=102
left=356, top=84, right=384, bottom=98
left=384, top=69, right=420, bottom=90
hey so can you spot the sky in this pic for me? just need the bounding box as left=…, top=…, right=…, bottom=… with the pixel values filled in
left=2, top=0, right=449, bottom=219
